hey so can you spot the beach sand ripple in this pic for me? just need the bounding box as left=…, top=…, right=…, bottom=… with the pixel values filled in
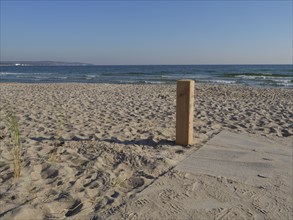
left=0, top=83, right=292, bottom=219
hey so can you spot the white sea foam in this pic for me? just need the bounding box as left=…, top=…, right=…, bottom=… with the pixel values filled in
left=273, top=79, right=293, bottom=87
left=208, top=80, right=236, bottom=84
left=144, top=81, right=164, bottom=84
left=161, top=75, right=177, bottom=78
left=235, top=75, right=292, bottom=81
left=17, top=75, right=31, bottom=78
left=35, top=76, right=50, bottom=79
left=272, top=79, right=291, bottom=83
left=86, top=74, right=97, bottom=78
left=276, top=82, right=292, bottom=87
left=119, top=80, right=137, bottom=84
left=235, top=75, right=268, bottom=79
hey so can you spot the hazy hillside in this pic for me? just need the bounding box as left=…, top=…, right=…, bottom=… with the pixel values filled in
left=0, top=61, right=93, bottom=66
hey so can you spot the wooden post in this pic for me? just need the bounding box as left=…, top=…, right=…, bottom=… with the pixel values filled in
left=176, top=79, right=194, bottom=146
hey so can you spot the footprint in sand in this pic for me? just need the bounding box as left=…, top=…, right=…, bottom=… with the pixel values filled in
left=122, top=177, right=145, bottom=190
left=41, top=164, right=59, bottom=179
left=65, top=199, right=84, bottom=217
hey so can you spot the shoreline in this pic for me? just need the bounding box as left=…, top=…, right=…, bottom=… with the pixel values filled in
left=0, top=83, right=292, bottom=219
left=1, top=81, right=293, bottom=89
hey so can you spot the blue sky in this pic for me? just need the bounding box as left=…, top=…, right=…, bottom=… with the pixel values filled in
left=0, top=1, right=292, bottom=65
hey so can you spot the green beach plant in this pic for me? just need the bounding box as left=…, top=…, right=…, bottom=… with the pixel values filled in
left=56, top=112, right=64, bottom=140
left=54, top=108, right=66, bottom=146
left=5, top=112, right=21, bottom=178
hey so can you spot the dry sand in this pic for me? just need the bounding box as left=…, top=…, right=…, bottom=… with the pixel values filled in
left=0, top=83, right=292, bottom=219
left=111, top=131, right=292, bottom=219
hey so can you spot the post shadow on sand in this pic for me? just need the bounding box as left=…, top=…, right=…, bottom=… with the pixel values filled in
left=30, top=136, right=176, bottom=148
left=30, top=136, right=92, bottom=142
left=100, top=136, right=176, bottom=148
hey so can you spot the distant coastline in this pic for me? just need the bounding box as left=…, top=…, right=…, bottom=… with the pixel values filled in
left=0, top=61, right=93, bottom=66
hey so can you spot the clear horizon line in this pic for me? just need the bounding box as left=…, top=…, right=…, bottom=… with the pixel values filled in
left=1, top=61, right=292, bottom=66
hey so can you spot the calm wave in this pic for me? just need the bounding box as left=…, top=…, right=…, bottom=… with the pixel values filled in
left=1, top=65, right=292, bottom=88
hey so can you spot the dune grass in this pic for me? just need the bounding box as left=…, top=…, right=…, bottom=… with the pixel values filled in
left=54, top=102, right=71, bottom=146
left=5, top=112, right=21, bottom=178
left=56, top=112, right=65, bottom=142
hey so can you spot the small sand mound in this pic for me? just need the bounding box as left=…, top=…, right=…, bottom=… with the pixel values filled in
left=0, top=139, right=187, bottom=219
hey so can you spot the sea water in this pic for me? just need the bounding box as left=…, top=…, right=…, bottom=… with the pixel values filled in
left=0, top=65, right=292, bottom=88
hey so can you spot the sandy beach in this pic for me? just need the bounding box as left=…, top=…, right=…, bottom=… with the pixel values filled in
left=0, top=83, right=292, bottom=219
